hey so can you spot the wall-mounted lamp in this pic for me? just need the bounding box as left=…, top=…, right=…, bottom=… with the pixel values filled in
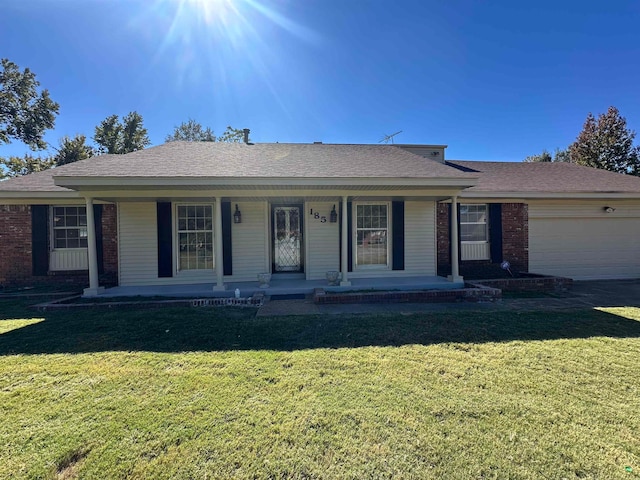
left=330, top=205, right=337, bottom=223
left=233, top=204, right=242, bottom=223
left=603, top=206, right=616, bottom=213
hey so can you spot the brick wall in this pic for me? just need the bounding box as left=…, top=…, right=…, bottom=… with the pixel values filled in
left=0, top=205, right=33, bottom=286
left=436, top=203, right=450, bottom=275
left=101, top=204, right=118, bottom=284
left=501, top=203, right=528, bottom=272
left=0, top=204, right=119, bottom=288
left=436, top=202, right=529, bottom=278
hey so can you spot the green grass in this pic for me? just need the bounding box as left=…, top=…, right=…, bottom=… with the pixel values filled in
left=1, top=298, right=640, bottom=479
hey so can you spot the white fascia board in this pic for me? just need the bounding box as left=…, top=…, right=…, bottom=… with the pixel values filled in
left=53, top=176, right=478, bottom=188
left=459, top=191, right=640, bottom=199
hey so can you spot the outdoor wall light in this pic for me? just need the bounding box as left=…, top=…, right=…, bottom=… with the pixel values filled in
left=330, top=205, right=338, bottom=223
left=234, top=204, right=242, bottom=223
left=603, top=206, right=616, bottom=213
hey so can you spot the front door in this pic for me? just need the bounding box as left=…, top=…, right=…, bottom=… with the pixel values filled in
left=272, top=204, right=304, bottom=273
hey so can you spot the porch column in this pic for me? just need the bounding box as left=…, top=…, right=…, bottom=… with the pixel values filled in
left=83, top=197, right=104, bottom=297
left=448, top=195, right=464, bottom=283
left=340, top=195, right=351, bottom=286
left=213, top=197, right=226, bottom=291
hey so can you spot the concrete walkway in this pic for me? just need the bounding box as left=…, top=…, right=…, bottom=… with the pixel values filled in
left=256, top=279, right=640, bottom=317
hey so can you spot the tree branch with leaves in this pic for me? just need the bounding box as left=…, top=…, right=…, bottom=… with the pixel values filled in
left=0, top=58, right=59, bottom=150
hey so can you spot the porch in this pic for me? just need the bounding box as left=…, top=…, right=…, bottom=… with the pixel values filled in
left=99, top=275, right=464, bottom=298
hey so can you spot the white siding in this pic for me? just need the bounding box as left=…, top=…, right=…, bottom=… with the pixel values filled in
left=49, top=249, right=88, bottom=271
left=351, top=201, right=436, bottom=278
left=403, top=201, right=436, bottom=275
left=306, top=202, right=340, bottom=280
left=529, top=202, right=640, bottom=280
left=230, top=202, right=268, bottom=281
left=461, top=242, right=490, bottom=261
left=119, top=202, right=217, bottom=286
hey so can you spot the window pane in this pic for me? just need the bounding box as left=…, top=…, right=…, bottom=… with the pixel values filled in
left=177, top=205, right=214, bottom=270
left=355, top=204, right=388, bottom=266
left=461, top=224, right=487, bottom=242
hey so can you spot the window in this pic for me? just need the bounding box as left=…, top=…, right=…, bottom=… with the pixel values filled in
left=177, top=205, right=214, bottom=271
left=460, top=204, right=488, bottom=242
left=355, top=203, right=389, bottom=267
left=52, top=206, right=88, bottom=249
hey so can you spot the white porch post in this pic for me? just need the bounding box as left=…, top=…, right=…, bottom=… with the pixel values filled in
left=340, top=195, right=351, bottom=286
left=213, top=197, right=226, bottom=291
left=448, top=195, right=464, bottom=283
left=83, top=197, right=104, bottom=297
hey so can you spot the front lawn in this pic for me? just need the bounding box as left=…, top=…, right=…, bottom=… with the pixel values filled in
left=1, top=298, right=639, bottom=479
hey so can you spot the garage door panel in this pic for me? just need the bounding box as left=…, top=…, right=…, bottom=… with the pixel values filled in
left=529, top=214, right=640, bottom=280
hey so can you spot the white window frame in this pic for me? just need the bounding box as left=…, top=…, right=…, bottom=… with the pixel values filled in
left=174, top=203, right=215, bottom=273
left=354, top=201, right=391, bottom=270
left=460, top=204, right=490, bottom=261
left=49, top=205, right=89, bottom=271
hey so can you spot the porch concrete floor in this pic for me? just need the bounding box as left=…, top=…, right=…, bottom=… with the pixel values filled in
left=99, top=275, right=463, bottom=298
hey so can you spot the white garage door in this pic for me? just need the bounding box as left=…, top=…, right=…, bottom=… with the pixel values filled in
left=529, top=204, right=640, bottom=280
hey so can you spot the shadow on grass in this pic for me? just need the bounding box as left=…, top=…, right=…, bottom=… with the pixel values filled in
left=1, top=300, right=640, bottom=354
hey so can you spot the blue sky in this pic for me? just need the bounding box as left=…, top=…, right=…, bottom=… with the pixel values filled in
left=2, top=0, right=639, bottom=161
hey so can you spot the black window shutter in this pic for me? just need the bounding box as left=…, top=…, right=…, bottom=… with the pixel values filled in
left=392, top=201, right=405, bottom=270
left=93, top=204, right=105, bottom=275
left=31, top=205, right=49, bottom=276
left=347, top=202, right=353, bottom=272
left=489, top=203, right=503, bottom=263
left=221, top=202, right=233, bottom=276
left=157, top=202, right=173, bottom=278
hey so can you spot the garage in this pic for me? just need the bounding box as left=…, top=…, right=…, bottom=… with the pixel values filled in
left=529, top=203, right=640, bottom=280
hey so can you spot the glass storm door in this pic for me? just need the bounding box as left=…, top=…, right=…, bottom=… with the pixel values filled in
left=272, top=205, right=303, bottom=273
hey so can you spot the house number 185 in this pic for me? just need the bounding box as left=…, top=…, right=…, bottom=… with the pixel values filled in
left=309, top=209, right=327, bottom=223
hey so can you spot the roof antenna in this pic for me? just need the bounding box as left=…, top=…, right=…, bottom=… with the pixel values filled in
left=379, top=130, right=403, bottom=144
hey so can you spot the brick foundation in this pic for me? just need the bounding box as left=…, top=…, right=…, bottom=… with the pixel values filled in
left=437, top=202, right=529, bottom=278
left=0, top=204, right=118, bottom=288
left=314, top=286, right=502, bottom=304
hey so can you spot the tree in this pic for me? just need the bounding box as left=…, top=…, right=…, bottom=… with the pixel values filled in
left=553, top=148, right=570, bottom=163
left=218, top=125, right=248, bottom=143
left=523, top=148, right=570, bottom=163
left=0, top=59, right=59, bottom=150
left=165, top=119, right=216, bottom=142
left=94, top=111, right=150, bottom=154
left=523, top=149, right=552, bottom=163
left=53, top=134, right=95, bottom=166
left=0, top=153, right=55, bottom=179
left=568, top=106, right=640, bottom=175
left=165, top=121, right=249, bottom=143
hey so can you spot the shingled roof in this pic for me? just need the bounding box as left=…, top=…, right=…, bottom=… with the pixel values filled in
left=51, top=142, right=471, bottom=179
left=448, top=160, right=640, bottom=195
left=0, top=168, right=73, bottom=193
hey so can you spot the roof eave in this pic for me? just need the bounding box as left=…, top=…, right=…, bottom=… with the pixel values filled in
left=460, top=190, right=640, bottom=199
left=0, top=190, right=80, bottom=199
left=53, top=176, right=478, bottom=189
